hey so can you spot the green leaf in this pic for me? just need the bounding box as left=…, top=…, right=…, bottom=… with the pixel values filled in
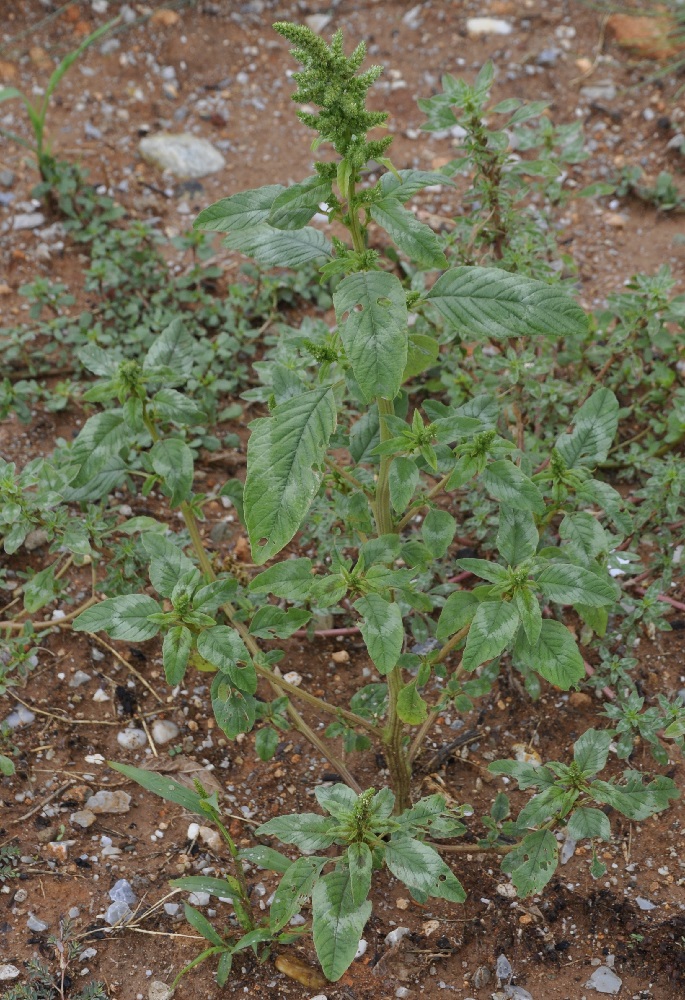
left=347, top=842, right=372, bottom=907
left=482, top=461, right=545, bottom=515
left=312, top=869, right=372, bottom=982
left=196, top=626, right=254, bottom=692
left=245, top=386, right=337, bottom=565
left=183, top=903, right=225, bottom=947
left=163, top=625, right=193, bottom=686
left=497, top=507, right=538, bottom=566
left=255, top=727, right=280, bottom=761
left=534, top=563, right=617, bottom=607
left=314, top=784, right=357, bottom=820
left=501, top=830, right=558, bottom=897
left=73, top=594, right=161, bottom=642
left=403, top=332, right=440, bottom=380
left=559, top=513, right=608, bottom=561
left=109, top=761, right=209, bottom=815
left=385, top=837, right=465, bottom=902
left=223, top=224, right=332, bottom=267
left=379, top=168, right=453, bottom=202
left=194, top=185, right=285, bottom=232
left=566, top=807, right=611, bottom=842
left=555, top=389, right=618, bottom=468
left=267, top=175, right=331, bottom=230
left=488, top=759, right=556, bottom=790
left=436, top=590, right=478, bottom=641
left=455, top=558, right=509, bottom=584
left=589, top=773, right=679, bottom=820
left=248, top=559, right=313, bottom=602
left=515, top=619, right=584, bottom=690
left=389, top=457, right=420, bottom=513
left=216, top=950, right=233, bottom=986
left=153, top=388, right=206, bottom=426
left=142, top=534, right=197, bottom=598
left=237, top=846, right=293, bottom=874
left=397, top=681, right=428, bottom=724
left=516, top=785, right=574, bottom=830
left=461, top=601, right=520, bottom=672
left=170, top=876, right=241, bottom=899
left=0, top=754, right=15, bottom=776
left=150, top=438, right=194, bottom=508
left=248, top=605, right=311, bottom=639
left=211, top=675, right=256, bottom=738
left=425, top=266, right=588, bottom=341
left=370, top=198, right=448, bottom=269
left=515, top=588, right=542, bottom=646
left=573, top=729, right=613, bottom=776
left=334, top=271, right=408, bottom=402
left=271, top=856, right=326, bottom=932
left=144, top=318, right=196, bottom=379
left=192, top=577, right=238, bottom=613
left=422, top=509, right=455, bottom=558
left=354, top=595, right=404, bottom=675
left=23, top=565, right=58, bottom=614
left=256, top=813, right=338, bottom=854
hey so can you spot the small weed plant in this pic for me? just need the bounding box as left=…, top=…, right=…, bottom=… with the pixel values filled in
left=1, top=20, right=684, bottom=988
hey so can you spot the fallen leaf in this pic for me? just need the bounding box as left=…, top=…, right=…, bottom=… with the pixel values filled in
left=139, top=754, right=224, bottom=798
left=274, top=955, right=327, bottom=988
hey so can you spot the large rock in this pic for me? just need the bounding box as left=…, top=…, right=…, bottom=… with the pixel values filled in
left=139, top=132, right=225, bottom=178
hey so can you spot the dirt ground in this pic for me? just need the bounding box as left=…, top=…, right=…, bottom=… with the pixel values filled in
left=2, top=1, right=685, bottom=998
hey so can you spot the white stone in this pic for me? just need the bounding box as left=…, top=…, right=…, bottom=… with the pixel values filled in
left=187, top=822, right=200, bottom=840
left=355, top=938, right=368, bottom=959
left=93, top=688, right=110, bottom=702
left=586, top=966, right=622, bottom=995
left=69, top=671, right=91, bottom=688
left=198, top=826, right=222, bottom=853
left=466, top=17, right=513, bottom=36
left=0, top=966, right=20, bottom=982
left=12, top=212, right=45, bottom=231
left=152, top=719, right=179, bottom=745
left=283, top=671, right=302, bottom=687
left=139, top=133, right=225, bottom=178
left=188, top=891, right=210, bottom=906
left=385, top=926, right=410, bottom=948
left=148, top=983, right=173, bottom=1000
left=86, top=789, right=131, bottom=814
left=27, top=913, right=49, bottom=932
left=117, top=728, right=147, bottom=749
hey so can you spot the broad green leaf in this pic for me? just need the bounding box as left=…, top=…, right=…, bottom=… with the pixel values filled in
left=385, top=837, right=465, bottom=902
left=77, top=343, right=119, bottom=377
left=436, top=590, right=479, bottom=641
left=515, top=588, right=542, bottom=646
left=425, top=266, right=588, bottom=341
left=117, top=516, right=166, bottom=535
left=73, top=594, right=160, bottom=642
left=589, top=773, right=679, bottom=820
left=488, top=759, right=556, bottom=791
left=237, top=846, right=293, bottom=874
left=248, top=605, right=311, bottom=639
left=248, top=558, right=313, bottom=602
left=379, top=168, right=453, bottom=202
left=497, top=507, right=538, bottom=566
left=223, top=224, right=332, bottom=267
left=370, top=198, right=448, bottom=269
left=354, top=595, right=404, bottom=675
left=163, top=625, right=193, bottom=685
left=23, top=565, right=58, bottom=614
left=268, top=175, right=331, bottom=230
left=455, top=557, right=509, bottom=584
left=397, top=680, right=428, bottom=724
left=245, top=386, right=337, bottom=564
left=153, top=388, right=206, bottom=425
left=211, top=674, right=256, bottom=738
left=110, top=761, right=209, bottom=815
left=422, top=509, right=455, bottom=558
left=555, top=389, right=618, bottom=468
left=312, top=869, right=372, bottom=981
left=216, top=950, right=233, bottom=987
left=334, top=271, right=408, bottom=402
left=347, top=842, right=372, bottom=907
left=501, top=829, right=558, bottom=897
left=150, top=438, right=194, bottom=507
left=566, top=806, right=611, bottom=842
left=516, top=785, right=575, bottom=830
left=0, top=754, right=15, bottom=776
left=192, top=577, right=238, bottom=613
left=559, top=513, right=608, bottom=561
left=69, top=412, right=128, bottom=466
left=535, top=563, right=617, bottom=607
left=389, top=457, right=420, bottom=513
left=270, top=856, right=326, bottom=932
left=482, top=461, right=545, bottom=515
left=142, top=534, right=197, bottom=598
left=255, top=727, right=280, bottom=761
left=403, top=332, right=440, bottom=380
left=314, top=784, right=357, bottom=821
left=573, top=729, right=613, bottom=776
left=461, top=601, right=520, bottom=672
left=515, top=619, right=584, bottom=690
left=360, top=534, right=403, bottom=565
left=194, top=185, right=285, bottom=232
left=256, top=813, right=338, bottom=854
left=144, top=318, right=196, bottom=378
